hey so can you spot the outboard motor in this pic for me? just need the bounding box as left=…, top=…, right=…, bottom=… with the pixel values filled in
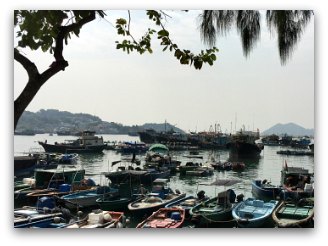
left=227, top=189, right=236, bottom=203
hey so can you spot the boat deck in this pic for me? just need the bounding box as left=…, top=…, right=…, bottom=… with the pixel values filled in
left=278, top=205, right=312, bottom=219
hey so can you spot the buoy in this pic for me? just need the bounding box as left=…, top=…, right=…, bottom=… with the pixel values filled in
left=53, top=217, right=61, bottom=223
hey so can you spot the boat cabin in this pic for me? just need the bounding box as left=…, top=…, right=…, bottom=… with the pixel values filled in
left=77, top=131, right=104, bottom=146
left=150, top=179, right=173, bottom=199
left=281, top=166, right=313, bottom=191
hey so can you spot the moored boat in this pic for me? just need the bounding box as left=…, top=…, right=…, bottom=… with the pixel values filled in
left=227, top=129, right=263, bottom=159
left=60, top=185, right=119, bottom=209
left=280, top=162, right=314, bottom=200
left=272, top=198, right=314, bottom=228
left=165, top=191, right=209, bottom=219
left=65, top=210, right=126, bottom=228
left=14, top=165, right=86, bottom=205
left=14, top=196, right=72, bottom=228
left=251, top=179, right=282, bottom=200
left=128, top=179, right=186, bottom=218
left=38, top=131, right=106, bottom=153
left=189, top=189, right=236, bottom=227
left=232, top=197, right=279, bottom=228
left=136, top=207, right=185, bottom=228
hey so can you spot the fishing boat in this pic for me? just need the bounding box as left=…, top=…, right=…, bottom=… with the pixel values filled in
left=14, top=211, right=67, bottom=228
left=96, top=181, right=145, bottom=211
left=189, top=189, right=236, bottom=227
left=96, top=197, right=132, bottom=211
left=272, top=198, right=314, bottom=228
left=232, top=197, right=279, bottom=228
left=104, top=159, right=170, bottom=185
left=136, top=207, right=185, bottom=228
left=14, top=165, right=86, bottom=205
left=179, top=162, right=214, bottom=176
left=280, top=162, right=314, bottom=200
left=60, top=185, right=119, bottom=209
left=227, top=128, right=263, bottom=159
left=14, top=155, right=37, bottom=177
left=144, top=144, right=181, bottom=173
left=251, top=179, right=282, bottom=200
left=65, top=210, right=126, bottom=228
left=128, top=179, right=186, bottom=218
left=38, top=131, right=106, bottom=153
left=14, top=196, right=72, bottom=228
left=166, top=191, right=209, bottom=219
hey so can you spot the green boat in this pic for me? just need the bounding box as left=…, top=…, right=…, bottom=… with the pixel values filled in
left=96, top=197, right=132, bottom=211
left=189, top=189, right=236, bottom=227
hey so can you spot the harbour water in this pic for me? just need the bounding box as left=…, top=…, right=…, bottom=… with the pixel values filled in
left=14, top=134, right=314, bottom=227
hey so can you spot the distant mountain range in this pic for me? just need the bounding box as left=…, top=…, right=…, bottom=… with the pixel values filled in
left=261, top=123, right=314, bottom=137
left=15, top=109, right=313, bottom=137
left=15, top=109, right=185, bottom=135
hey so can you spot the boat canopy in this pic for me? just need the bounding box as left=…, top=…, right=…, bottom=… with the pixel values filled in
left=148, top=144, right=169, bottom=153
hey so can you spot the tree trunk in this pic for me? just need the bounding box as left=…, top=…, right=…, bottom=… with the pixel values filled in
left=14, top=77, right=42, bottom=130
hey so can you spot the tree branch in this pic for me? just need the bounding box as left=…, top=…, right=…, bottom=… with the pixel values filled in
left=54, top=11, right=96, bottom=62
left=14, top=48, right=39, bottom=78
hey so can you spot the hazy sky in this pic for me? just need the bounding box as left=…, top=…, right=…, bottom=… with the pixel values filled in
left=14, top=10, right=314, bottom=133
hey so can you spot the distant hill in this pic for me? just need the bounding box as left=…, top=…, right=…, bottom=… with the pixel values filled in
left=262, top=123, right=314, bottom=137
left=15, top=109, right=185, bottom=135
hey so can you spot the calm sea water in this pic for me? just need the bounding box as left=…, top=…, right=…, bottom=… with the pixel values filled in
left=14, top=134, right=314, bottom=227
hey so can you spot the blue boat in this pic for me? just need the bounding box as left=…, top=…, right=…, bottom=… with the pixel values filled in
left=232, top=198, right=279, bottom=228
left=14, top=196, right=71, bottom=228
left=251, top=180, right=282, bottom=200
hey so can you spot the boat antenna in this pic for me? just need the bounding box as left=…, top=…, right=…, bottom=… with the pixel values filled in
left=235, top=113, right=237, bottom=133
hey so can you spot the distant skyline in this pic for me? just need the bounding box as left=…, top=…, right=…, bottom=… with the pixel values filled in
left=14, top=10, right=314, bottom=134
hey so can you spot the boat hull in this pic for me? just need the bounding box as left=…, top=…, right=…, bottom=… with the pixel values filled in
left=128, top=193, right=186, bottom=218
left=96, top=197, right=131, bottom=211
left=189, top=197, right=234, bottom=227
left=251, top=180, right=282, bottom=200
left=272, top=200, right=314, bottom=228
left=38, top=141, right=106, bottom=154
left=228, top=141, right=262, bottom=158
left=232, top=198, right=278, bottom=228
left=136, top=208, right=185, bottom=228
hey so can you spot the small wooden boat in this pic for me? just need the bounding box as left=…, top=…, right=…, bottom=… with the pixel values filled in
left=189, top=189, right=236, bottom=227
left=65, top=210, right=126, bottom=228
left=165, top=195, right=198, bottom=219
left=280, top=163, right=314, bottom=200
left=232, top=198, right=279, bottom=228
left=136, top=207, right=185, bottom=228
left=14, top=196, right=72, bottom=228
left=272, top=198, right=314, bottom=228
left=96, top=197, right=132, bottom=211
left=251, top=179, right=282, bottom=200
left=14, top=208, right=66, bottom=228
left=61, top=186, right=119, bottom=209
left=165, top=191, right=209, bottom=219
left=128, top=179, right=186, bottom=218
